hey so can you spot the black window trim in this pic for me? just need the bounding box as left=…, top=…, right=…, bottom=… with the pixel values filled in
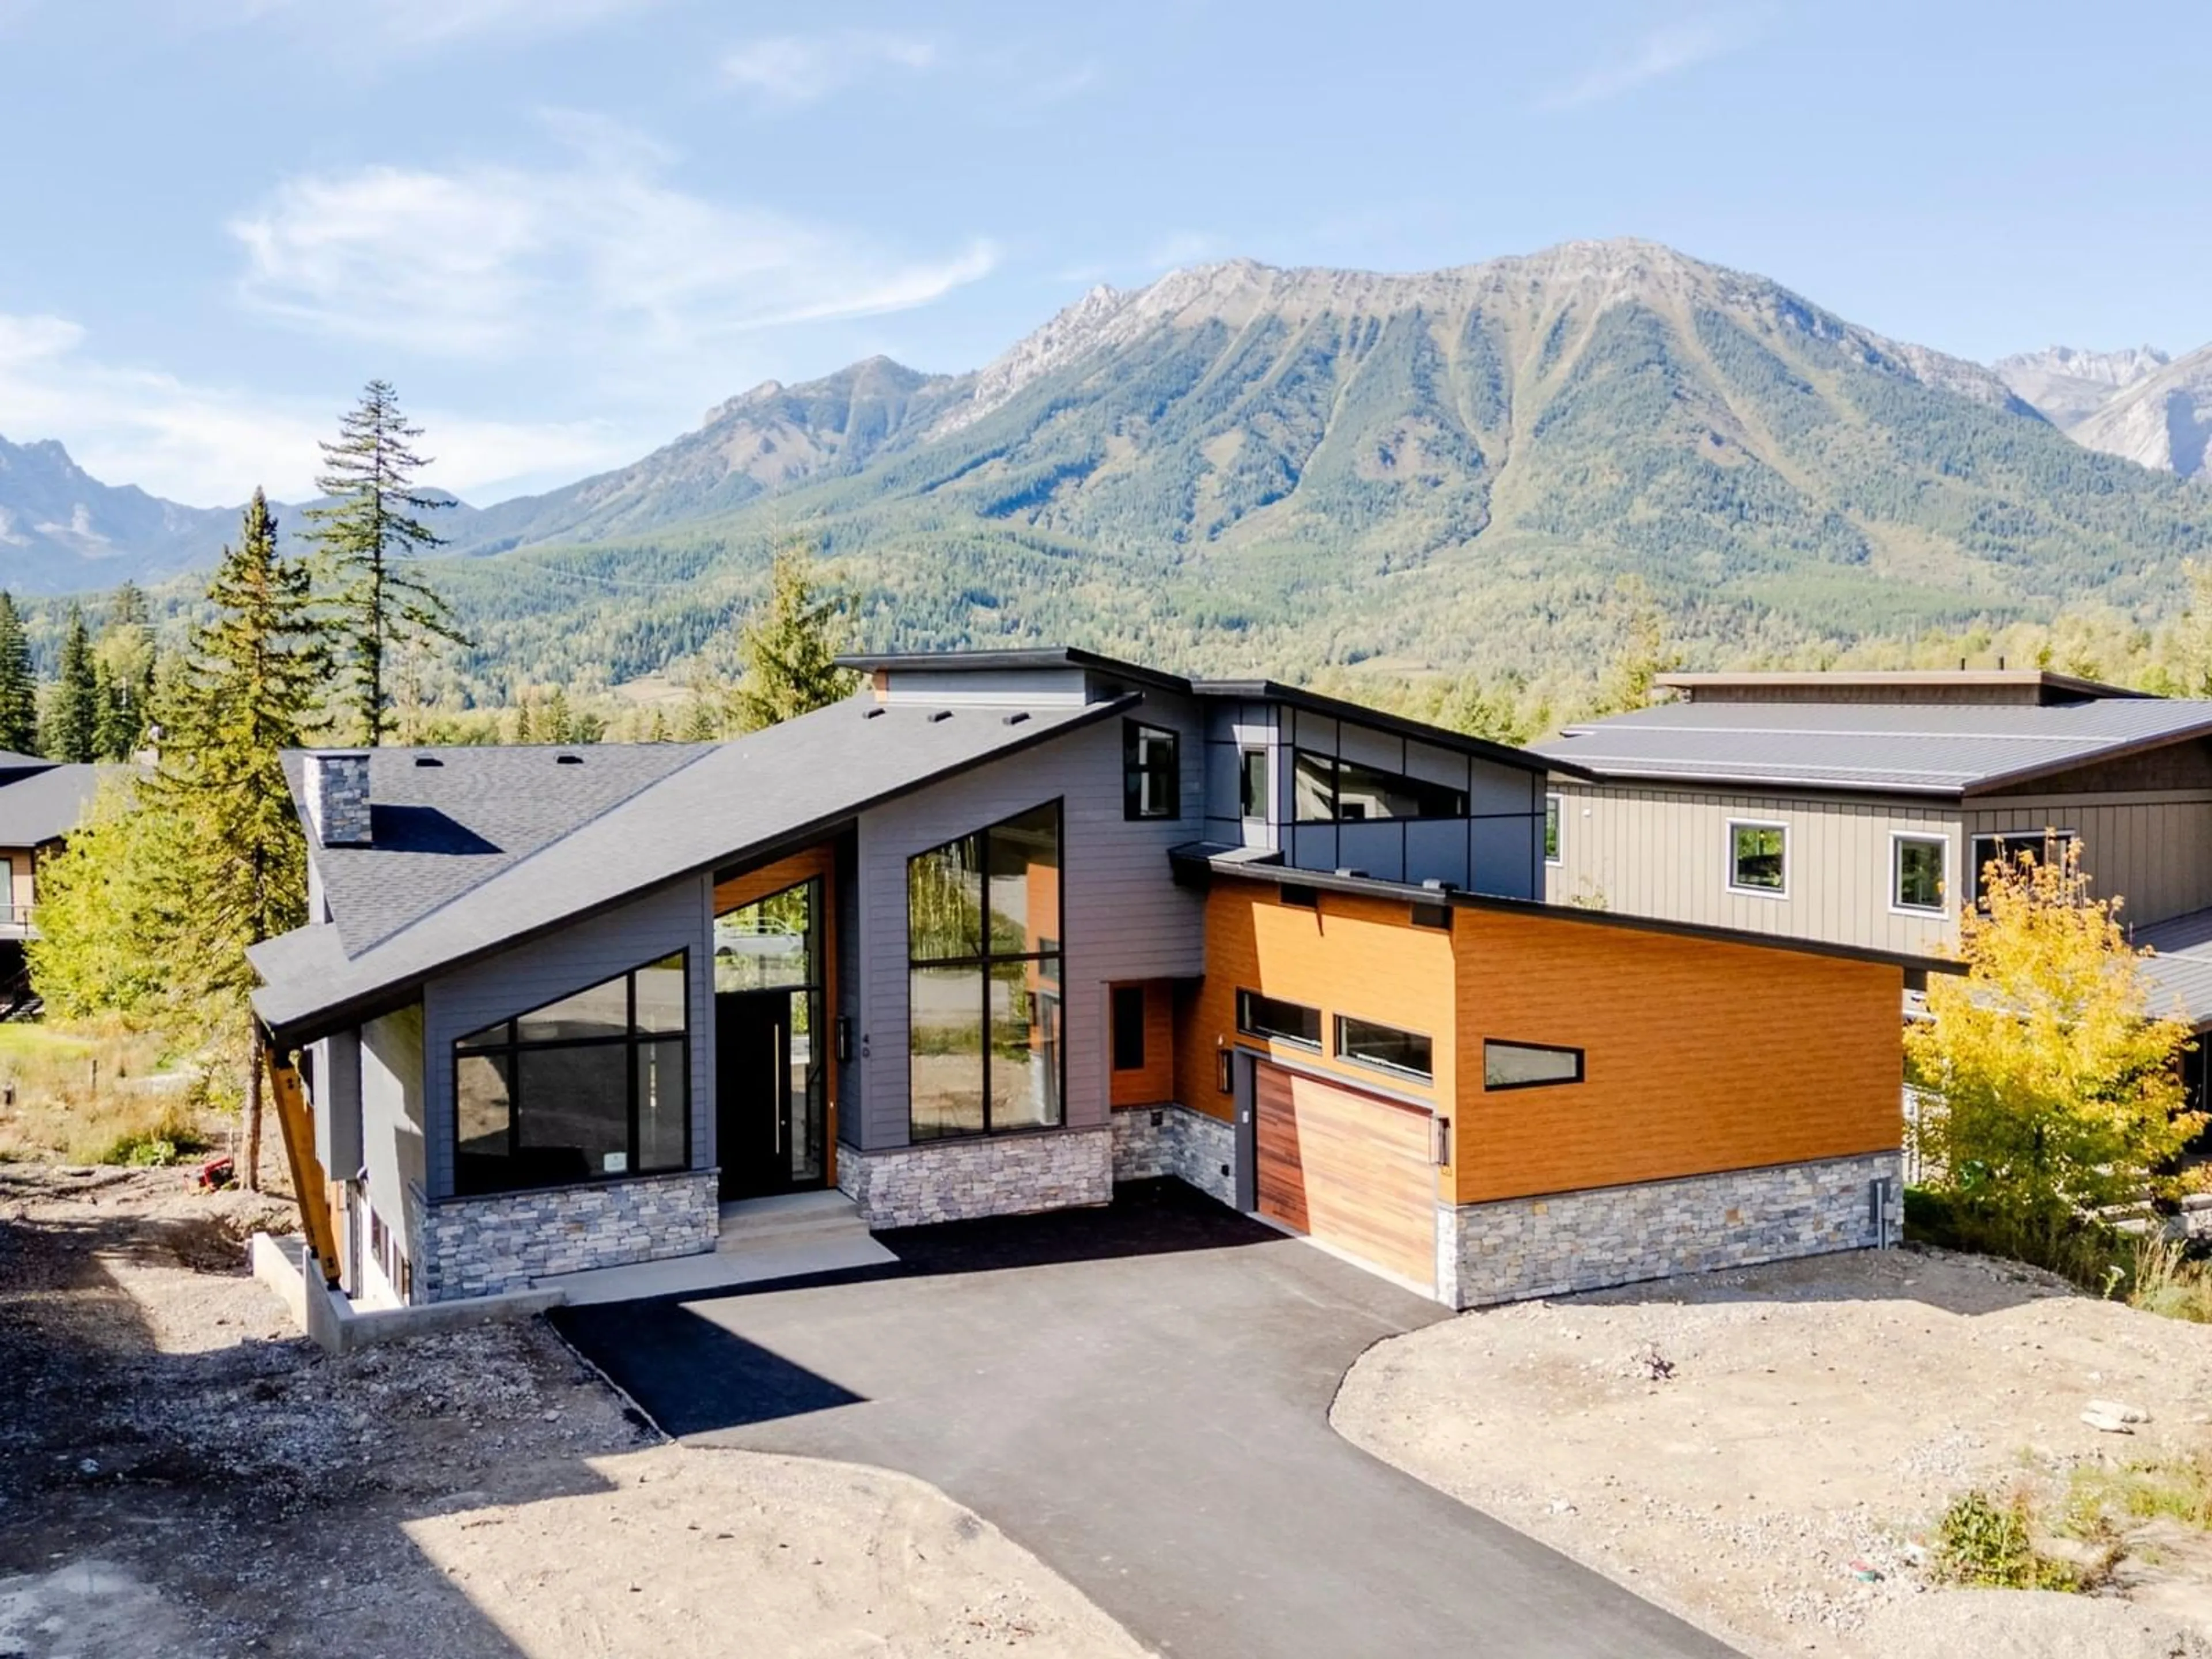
left=1969, top=827, right=2078, bottom=904
left=448, top=949, right=692, bottom=1198
left=1291, top=746, right=1471, bottom=826
left=1334, top=1012, right=1435, bottom=1084
left=1236, top=987, right=1323, bottom=1051
left=1481, top=1037, right=1585, bottom=1092
left=906, top=797, right=1070, bottom=1141
left=1239, top=747, right=1271, bottom=821
left=1122, top=719, right=1181, bottom=821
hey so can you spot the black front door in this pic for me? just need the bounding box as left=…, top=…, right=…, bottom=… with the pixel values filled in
left=717, top=991, right=795, bottom=1200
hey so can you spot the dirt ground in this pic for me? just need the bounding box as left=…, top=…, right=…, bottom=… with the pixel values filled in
left=1335, top=1244, right=2212, bottom=1659
left=0, top=1161, right=1146, bottom=1658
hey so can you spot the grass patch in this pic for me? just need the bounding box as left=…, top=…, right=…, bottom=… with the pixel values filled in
left=2062, top=1450, right=2212, bottom=1535
left=0, top=1020, right=209, bottom=1166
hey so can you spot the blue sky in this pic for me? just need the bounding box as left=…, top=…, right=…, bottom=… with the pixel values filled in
left=1, top=0, right=2206, bottom=506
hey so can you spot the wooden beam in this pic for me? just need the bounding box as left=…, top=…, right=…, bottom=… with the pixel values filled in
left=262, top=1029, right=340, bottom=1287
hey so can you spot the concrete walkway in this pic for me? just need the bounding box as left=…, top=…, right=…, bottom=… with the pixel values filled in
left=554, top=1180, right=1737, bottom=1659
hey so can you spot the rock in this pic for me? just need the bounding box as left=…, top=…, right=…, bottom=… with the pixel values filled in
left=2085, top=1399, right=2149, bottom=1423
left=2082, top=1408, right=2137, bottom=1434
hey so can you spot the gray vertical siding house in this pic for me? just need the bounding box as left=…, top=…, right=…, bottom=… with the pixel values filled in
left=251, top=649, right=1923, bottom=1313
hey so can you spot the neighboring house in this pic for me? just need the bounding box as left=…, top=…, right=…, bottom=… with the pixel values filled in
left=0, top=752, right=109, bottom=950
left=1536, top=667, right=2212, bottom=1052
left=249, top=649, right=1920, bottom=1314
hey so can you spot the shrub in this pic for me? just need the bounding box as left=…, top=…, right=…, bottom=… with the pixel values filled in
left=1932, top=1490, right=2080, bottom=1590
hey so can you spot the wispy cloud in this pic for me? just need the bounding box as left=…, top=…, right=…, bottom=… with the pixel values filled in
left=720, top=29, right=939, bottom=108
left=1542, top=14, right=1757, bottom=111
left=203, top=0, right=662, bottom=50
left=226, top=113, right=998, bottom=363
left=1142, top=230, right=1225, bottom=272
left=0, top=310, right=647, bottom=506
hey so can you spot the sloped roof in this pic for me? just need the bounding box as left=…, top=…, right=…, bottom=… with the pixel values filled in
left=2134, top=908, right=2212, bottom=1029
left=252, top=692, right=1130, bottom=1043
left=0, top=762, right=115, bottom=847
left=1537, top=699, right=2212, bottom=796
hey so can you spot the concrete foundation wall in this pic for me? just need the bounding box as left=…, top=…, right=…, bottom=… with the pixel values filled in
left=1109, top=1103, right=1238, bottom=1207
left=416, top=1169, right=717, bottom=1301
left=1438, top=1151, right=1901, bottom=1309
left=838, top=1126, right=1113, bottom=1228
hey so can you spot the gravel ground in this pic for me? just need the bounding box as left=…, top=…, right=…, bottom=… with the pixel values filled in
left=0, top=1161, right=1146, bottom=1658
left=1334, top=1244, right=2212, bottom=1659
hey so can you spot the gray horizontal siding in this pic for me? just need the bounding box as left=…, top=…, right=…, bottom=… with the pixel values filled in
left=854, top=696, right=1208, bottom=1152
left=419, top=874, right=715, bottom=1199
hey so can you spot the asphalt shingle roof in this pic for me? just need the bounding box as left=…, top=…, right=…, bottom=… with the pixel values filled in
left=1536, top=699, right=2212, bottom=796
left=0, top=763, right=115, bottom=846
left=252, top=692, right=1129, bottom=1041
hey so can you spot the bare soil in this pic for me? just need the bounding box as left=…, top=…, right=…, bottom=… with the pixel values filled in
left=0, top=1162, right=1146, bottom=1657
left=1334, top=1245, right=2212, bottom=1659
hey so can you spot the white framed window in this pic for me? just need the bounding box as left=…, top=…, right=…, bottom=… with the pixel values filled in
left=1543, top=794, right=1561, bottom=865
left=1891, top=832, right=1948, bottom=915
left=1726, top=819, right=1788, bottom=898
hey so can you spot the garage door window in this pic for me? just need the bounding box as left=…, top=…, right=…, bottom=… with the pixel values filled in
left=1335, top=1015, right=1433, bottom=1082
left=1482, top=1040, right=1584, bottom=1090
left=1236, top=988, right=1321, bottom=1050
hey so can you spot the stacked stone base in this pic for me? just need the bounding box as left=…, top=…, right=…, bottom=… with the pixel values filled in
left=1437, top=1152, right=1901, bottom=1309
left=1111, top=1102, right=1238, bottom=1206
left=417, top=1169, right=718, bottom=1302
left=837, top=1125, right=1113, bottom=1229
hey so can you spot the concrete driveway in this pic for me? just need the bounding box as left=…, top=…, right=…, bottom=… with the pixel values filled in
left=554, top=1180, right=1736, bottom=1659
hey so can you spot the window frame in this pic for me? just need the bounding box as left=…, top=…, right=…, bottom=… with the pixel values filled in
left=1122, top=720, right=1181, bottom=821
left=1890, top=831, right=1949, bottom=916
left=1481, top=1039, right=1585, bottom=1092
left=448, top=950, right=692, bottom=1198
left=1291, top=747, right=1469, bottom=825
left=905, top=798, right=1068, bottom=1141
left=1235, top=987, right=1323, bottom=1051
left=1334, top=1013, right=1434, bottom=1084
left=1725, top=818, right=1790, bottom=899
left=1238, top=748, right=1271, bottom=821
left=1111, top=984, right=1147, bottom=1073
left=1970, top=828, right=2079, bottom=904
left=1544, top=794, right=1562, bottom=866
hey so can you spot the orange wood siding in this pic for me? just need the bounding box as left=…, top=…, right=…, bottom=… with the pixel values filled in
left=1256, top=1062, right=1435, bottom=1289
left=711, top=846, right=840, bottom=1177
left=1452, top=909, right=1902, bottom=1205
left=1108, top=981, right=1176, bottom=1107
left=1176, top=886, right=1456, bottom=1144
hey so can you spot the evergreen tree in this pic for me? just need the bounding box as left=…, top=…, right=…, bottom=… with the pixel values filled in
left=511, top=696, right=535, bottom=745
left=680, top=696, right=721, bottom=742
left=0, top=592, right=37, bottom=755
left=43, top=605, right=100, bottom=763
left=542, top=685, right=574, bottom=744
left=646, top=709, right=671, bottom=743
left=730, top=539, right=858, bottom=733
left=305, top=380, right=466, bottom=744
left=147, top=489, right=327, bottom=1186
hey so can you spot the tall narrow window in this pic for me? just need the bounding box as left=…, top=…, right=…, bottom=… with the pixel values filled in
left=1123, top=722, right=1180, bottom=820
left=1239, top=748, right=1270, bottom=820
left=1111, top=985, right=1147, bottom=1071
left=908, top=802, right=1065, bottom=1139
left=1544, top=795, right=1561, bottom=864
left=452, top=953, right=690, bottom=1196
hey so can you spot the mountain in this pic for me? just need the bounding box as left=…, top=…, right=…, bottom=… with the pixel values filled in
left=1994, top=344, right=2171, bottom=430
left=422, top=239, right=2212, bottom=691
left=2065, top=343, right=2212, bottom=479
left=0, top=436, right=243, bottom=593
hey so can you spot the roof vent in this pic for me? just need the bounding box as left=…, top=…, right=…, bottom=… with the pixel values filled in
left=1002, top=711, right=1031, bottom=726
left=926, top=710, right=953, bottom=724
left=414, top=755, right=444, bottom=767
left=554, top=753, right=584, bottom=766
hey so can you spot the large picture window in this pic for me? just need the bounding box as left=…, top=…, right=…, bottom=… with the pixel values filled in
left=1292, top=749, right=1468, bottom=824
left=453, top=953, right=689, bottom=1196
left=907, top=802, right=1065, bottom=1139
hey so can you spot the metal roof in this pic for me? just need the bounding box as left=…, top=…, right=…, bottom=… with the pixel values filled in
left=2134, top=908, right=2212, bottom=1029
left=251, top=692, right=1130, bottom=1043
left=1655, top=669, right=2147, bottom=702
left=1537, top=698, right=2212, bottom=796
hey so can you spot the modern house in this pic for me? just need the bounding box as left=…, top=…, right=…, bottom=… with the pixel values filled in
left=250, top=649, right=1921, bottom=1313
left=0, top=752, right=107, bottom=945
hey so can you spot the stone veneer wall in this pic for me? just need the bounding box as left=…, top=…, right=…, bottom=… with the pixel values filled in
left=838, top=1126, right=1113, bottom=1229
left=1438, top=1152, right=1901, bottom=1310
left=416, top=1170, right=718, bottom=1302
left=1111, top=1103, right=1238, bottom=1207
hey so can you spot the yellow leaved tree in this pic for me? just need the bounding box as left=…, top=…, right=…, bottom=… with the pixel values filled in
left=1906, top=840, right=2199, bottom=1224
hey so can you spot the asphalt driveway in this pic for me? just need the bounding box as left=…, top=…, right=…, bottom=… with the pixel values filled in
left=554, top=1180, right=1736, bottom=1659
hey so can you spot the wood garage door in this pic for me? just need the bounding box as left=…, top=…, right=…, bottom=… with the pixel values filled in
left=1255, top=1062, right=1435, bottom=1291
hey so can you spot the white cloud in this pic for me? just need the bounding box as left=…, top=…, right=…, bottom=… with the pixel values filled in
left=720, top=29, right=938, bottom=108
left=0, top=313, right=645, bottom=506
left=226, top=115, right=998, bottom=362
left=1542, top=15, right=1758, bottom=111
left=187, top=0, right=662, bottom=51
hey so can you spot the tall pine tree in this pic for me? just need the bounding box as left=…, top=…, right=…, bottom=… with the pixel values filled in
left=94, top=581, right=158, bottom=761
left=0, top=592, right=37, bottom=755
left=729, top=539, right=858, bottom=733
left=149, top=489, right=327, bottom=1186
left=44, top=605, right=100, bottom=763
left=305, top=380, right=466, bottom=745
